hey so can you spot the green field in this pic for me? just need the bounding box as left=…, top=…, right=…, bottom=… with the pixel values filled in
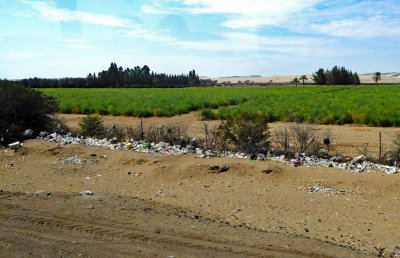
left=41, top=85, right=400, bottom=126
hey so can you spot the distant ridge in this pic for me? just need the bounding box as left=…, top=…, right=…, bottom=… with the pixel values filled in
left=220, top=75, right=262, bottom=78
left=361, top=72, right=400, bottom=78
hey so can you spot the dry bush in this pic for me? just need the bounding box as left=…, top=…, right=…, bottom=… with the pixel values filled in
left=126, top=126, right=144, bottom=141
left=146, top=126, right=160, bottom=143
left=51, top=115, right=70, bottom=134
left=389, top=132, right=400, bottom=164
left=355, top=142, right=370, bottom=157
left=307, top=135, right=324, bottom=157
left=272, top=125, right=291, bottom=154
left=219, top=112, right=270, bottom=155
left=143, top=124, right=187, bottom=145
left=203, top=123, right=228, bottom=151
left=290, top=123, right=316, bottom=154
left=104, top=124, right=125, bottom=141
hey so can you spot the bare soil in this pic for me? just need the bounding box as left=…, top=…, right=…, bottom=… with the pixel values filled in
left=1, top=139, right=400, bottom=257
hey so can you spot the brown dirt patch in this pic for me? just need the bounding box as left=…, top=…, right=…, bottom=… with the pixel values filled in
left=1, top=140, right=399, bottom=256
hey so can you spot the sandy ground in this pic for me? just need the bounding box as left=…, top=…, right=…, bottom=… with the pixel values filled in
left=1, top=140, right=400, bottom=257
left=213, top=74, right=400, bottom=84
left=59, top=113, right=399, bottom=159
left=1, top=114, right=399, bottom=257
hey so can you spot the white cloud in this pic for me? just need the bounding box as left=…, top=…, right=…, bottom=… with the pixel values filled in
left=21, top=1, right=174, bottom=42
left=180, top=0, right=320, bottom=29
left=176, top=32, right=331, bottom=56
left=176, top=0, right=400, bottom=38
left=3, top=51, right=45, bottom=60
left=310, top=17, right=400, bottom=38
left=27, top=1, right=132, bottom=27
left=141, top=4, right=168, bottom=14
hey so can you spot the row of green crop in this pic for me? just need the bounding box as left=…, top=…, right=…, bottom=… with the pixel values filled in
left=40, top=88, right=253, bottom=117
left=215, top=86, right=400, bottom=126
left=41, top=85, right=400, bottom=126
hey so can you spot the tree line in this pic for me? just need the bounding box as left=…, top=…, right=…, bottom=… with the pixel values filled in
left=20, top=63, right=202, bottom=88
left=312, top=66, right=361, bottom=85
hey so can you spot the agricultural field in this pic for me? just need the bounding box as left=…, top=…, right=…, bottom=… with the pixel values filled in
left=41, top=85, right=400, bottom=127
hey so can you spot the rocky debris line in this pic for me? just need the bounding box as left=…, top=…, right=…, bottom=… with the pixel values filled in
left=40, top=133, right=398, bottom=175
left=270, top=154, right=398, bottom=175
left=299, top=185, right=348, bottom=195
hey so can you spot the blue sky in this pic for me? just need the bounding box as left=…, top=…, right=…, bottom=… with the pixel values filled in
left=1, top=0, right=399, bottom=79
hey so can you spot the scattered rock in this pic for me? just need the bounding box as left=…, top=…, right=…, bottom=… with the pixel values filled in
left=209, top=165, right=220, bottom=172
left=22, top=129, right=33, bottom=138
left=219, top=165, right=230, bottom=173
left=80, top=191, right=93, bottom=196
left=59, top=156, right=86, bottom=165
left=262, top=166, right=282, bottom=174
left=390, top=246, right=400, bottom=258
left=209, top=165, right=229, bottom=173
left=86, top=204, right=94, bottom=209
left=38, top=131, right=49, bottom=138
left=300, top=185, right=349, bottom=195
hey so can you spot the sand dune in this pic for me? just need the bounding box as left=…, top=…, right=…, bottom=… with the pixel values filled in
left=212, top=73, right=400, bottom=84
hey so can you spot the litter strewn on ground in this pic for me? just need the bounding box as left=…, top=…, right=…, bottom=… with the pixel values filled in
left=40, top=133, right=398, bottom=175
left=299, top=185, right=349, bottom=195
left=59, top=156, right=86, bottom=165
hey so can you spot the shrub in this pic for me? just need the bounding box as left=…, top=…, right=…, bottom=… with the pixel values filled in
left=79, top=115, right=105, bottom=137
left=200, top=108, right=218, bottom=120
left=50, top=115, right=70, bottom=134
left=203, top=123, right=228, bottom=151
left=0, top=84, right=58, bottom=144
left=219, top=112, right=270, bottom=154
left=143, top=124, right=187, bottom=144
left=104, top=124, right=125, bottom=141
left=290, top=123, right=316, bottom=154
left=126, top=126, right=144, bottom=141
left=272, top=125, right=291, bottom=154
left=390, top=132, right=400, bottom=164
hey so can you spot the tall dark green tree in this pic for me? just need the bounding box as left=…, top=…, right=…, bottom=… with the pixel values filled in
left=312, top=66, right=360, bottom=85
left=0, top=85, right=58, bottom=143
left=312, top=68, right=327, bottom=85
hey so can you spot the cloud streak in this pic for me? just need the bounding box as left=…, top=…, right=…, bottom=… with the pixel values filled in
left=21, top=0, right=175, bottom=42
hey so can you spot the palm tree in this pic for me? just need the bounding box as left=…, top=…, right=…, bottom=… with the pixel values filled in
left=372, top=72, right=381, bottom=84
left=299, top=75, right=308, bottom=87
left=293, top=78, right=300, bottom=87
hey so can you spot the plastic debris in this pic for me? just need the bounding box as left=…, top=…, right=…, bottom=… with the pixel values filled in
left=299, top=185, right=349, bottom=195
left=80, top=191, right=93, bottom=196
left=8, top=141, right=22, bottom=149
left=41, top=133, right=399, bottom=175
left=59, top=156, right=86, bottom=165
left=23, top=129, right=33, bottom=138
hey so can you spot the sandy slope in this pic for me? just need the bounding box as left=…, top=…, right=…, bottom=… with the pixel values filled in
left=213, top=74, right=400, bottom=84
left=1, top=140, right=400, bottom=257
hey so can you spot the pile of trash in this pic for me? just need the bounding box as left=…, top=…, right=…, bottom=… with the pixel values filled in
left=40, top=133, right=398, bottom=175
left=59, top=156, right=86, bottom=165
left=44, top=133, right=194, bottom=156
left=299, top=185, right=348, bottom=195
